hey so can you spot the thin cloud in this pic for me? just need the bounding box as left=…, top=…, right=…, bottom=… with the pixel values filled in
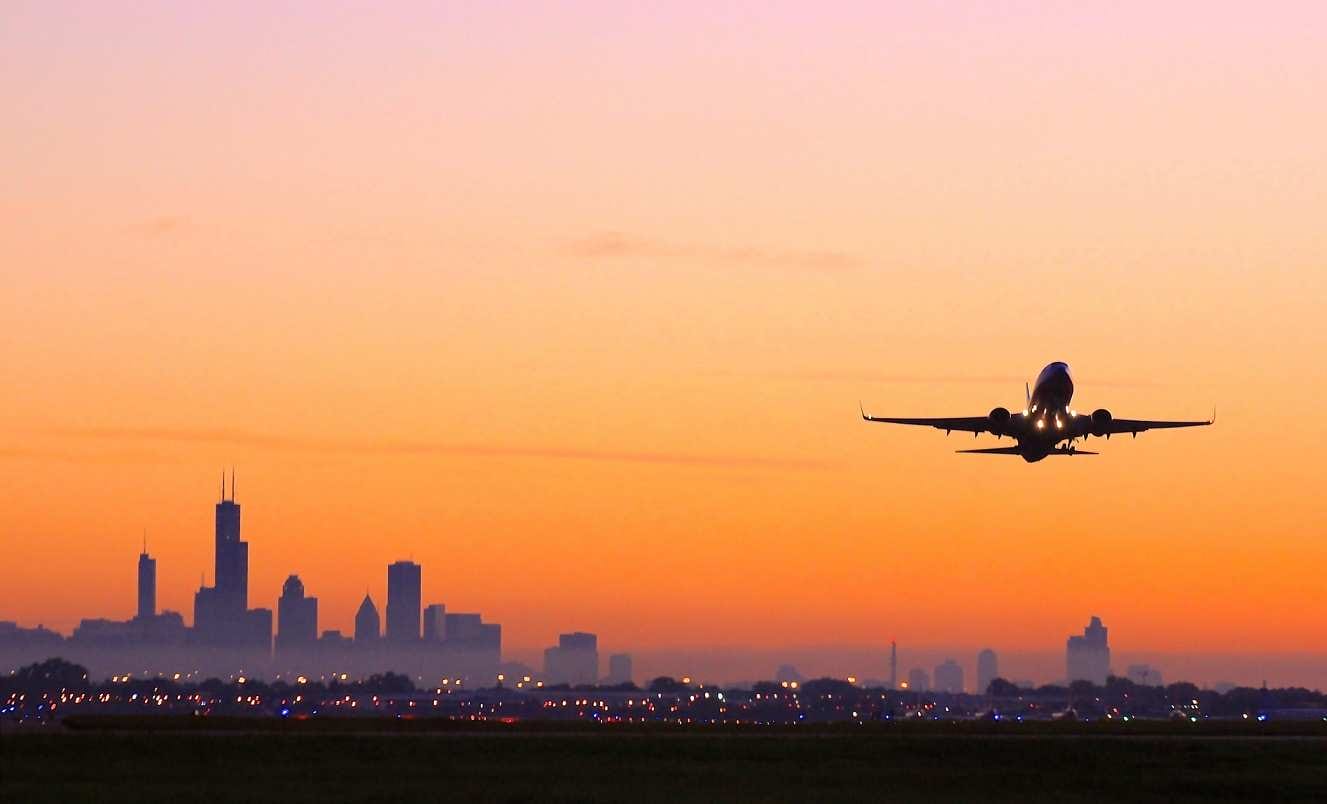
left=126, top=216, right=186, bottom=237
left=561, top=232, right=860, bottom=271
left=705, top=370, right=1163, bottom=388
left=38, top=426, right=826, bottom=471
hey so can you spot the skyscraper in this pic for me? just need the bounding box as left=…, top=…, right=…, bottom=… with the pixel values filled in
left=606, top=653, right=633, bottom=685
left=136, top=547, right=156, bottom=621
left=214, top=471, right=247, bottom=613
left=976, top=648, right=999, bottom=695
left=934, top=659, right=964, bottom=694
left=354, top=594, right=380, bottom=643
left=544, top=632, right=598, bottom=685
left=276, top=575, right=318, bottom=653
left=906, top=667, right=929, bottom=693
left=888, top=640, right=897, bottom=690
left=385, top=561, right=421, bottom=643
left=193, top=473, right=264, bottom=648
left=1066, top=616, right=1111, bottom=685
left=422, top=604, right=446, bottom=642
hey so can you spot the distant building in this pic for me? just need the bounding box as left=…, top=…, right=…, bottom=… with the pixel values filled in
left=606, top=653, right=633, bottom=685
left=1066, top=616, right=1111, bottom=685
left=276, top=575, right=318, bottom=653
left=544, top=632, right=598, bottom=686
left=444, top=612, right=483, bottom=642
left=906, top=667, right=929, bottom=693
left=385, top=561, right=421, bottom=643
left=137, top=549, right=156, bottom=620
left=420, top=603, right=445, bottom=642
left=934, top=659, right=964, bottom=694
left=888, top=641, right=897, bottom=690
left=354, top=594, right=380, bottom=643
left=1126, top=664, right=1163, bottom=687
left=192, top=475, right=268, bottom=651
left=774, top=665, right=804, bottom=684
left=319, top=629, right=352, bottom=649
left=976, top=648, right=999, bottom=695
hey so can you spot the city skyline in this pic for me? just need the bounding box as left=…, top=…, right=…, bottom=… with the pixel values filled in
left=2, top=480, right=1320, bottom=690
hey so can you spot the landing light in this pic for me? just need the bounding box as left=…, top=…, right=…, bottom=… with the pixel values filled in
left=1035, top=420, right=1045, bottom=430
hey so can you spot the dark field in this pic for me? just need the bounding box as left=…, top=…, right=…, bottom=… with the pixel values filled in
left=3, top=721, right=1325, bottom=803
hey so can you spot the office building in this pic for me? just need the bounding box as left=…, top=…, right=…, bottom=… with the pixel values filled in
left=193, top=473, right=267, bottom=650
left=606, top=653, right=633, bottom=685
left=544, top=632, right=598, bottom=686
left=1066, top=616, right=1111, bottom=685
left=385, top=561, right=421, bottom=643
left=276, top=575, right=318, bottom=653
left=423, top=604, right=446, bottom=641
left=934, top=659, right=964, bottom=694
left=354, top=594, right=380, bottom=643
left=976, top=648, right=999, bottom=695
left=137, top=548, right=156, bottom=620
left=906, top=667, right=929, bottom=693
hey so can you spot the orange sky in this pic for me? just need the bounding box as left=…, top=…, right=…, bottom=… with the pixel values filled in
left=3, top=3, right=1325, bottom=679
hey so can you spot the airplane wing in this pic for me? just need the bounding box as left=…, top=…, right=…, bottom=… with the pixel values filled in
left=860, top=405, right=991, bottom=434
left=1093, top=416, right=1213, bottom=436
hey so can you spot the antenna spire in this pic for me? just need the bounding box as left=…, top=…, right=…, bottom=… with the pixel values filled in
left=230, top=467, right=235, bottom=501
left=220, top=470, right=225, bottom=502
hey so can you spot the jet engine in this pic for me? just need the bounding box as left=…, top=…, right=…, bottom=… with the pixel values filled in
left=1090, top=408, right=1113, bottom=437
left=988, top=407, right=1011, bottom=435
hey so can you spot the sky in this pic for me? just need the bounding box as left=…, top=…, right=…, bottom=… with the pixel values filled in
left=3, top=2, right=1325, bottom=687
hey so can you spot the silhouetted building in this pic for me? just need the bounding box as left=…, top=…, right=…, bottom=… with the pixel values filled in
left=934, top=659, right=964, bottom=694
left=276, top=575, right=318, bottom=653
left=888, top=640, right=897, bottom=690
left=137, top=548, right=156, bottom=620
left=606, top=653, right=633, bottom=685
left=906, top=667, right=929, bottom=692
left=422, top=604, right=446, bottom=642
left=1067, top=616, right=1111, bottom=685
left=444, top=613, right=482, bottom=642
left=1127, top=663, right=1163, bottom=687
left=354, top=594, right=380, bottom=643
left=0, top=621, right=64, bottom=648
left=977, top=648, right=999, bottom=695
left=385, top=561, right=421, bottom=643
left=544, top=632, right=598, bottom=686
left=193, top=474, right=267, bottom=650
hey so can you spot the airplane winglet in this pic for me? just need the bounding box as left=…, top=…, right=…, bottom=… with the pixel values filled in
left=1210, top=405, right=1217, bottom=425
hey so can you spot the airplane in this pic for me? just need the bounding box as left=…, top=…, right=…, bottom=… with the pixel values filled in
left=860, top=361, right=1212, bottom=462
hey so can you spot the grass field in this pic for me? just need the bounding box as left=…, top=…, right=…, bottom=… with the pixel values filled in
left=3, top=721, right=1324, bottom=802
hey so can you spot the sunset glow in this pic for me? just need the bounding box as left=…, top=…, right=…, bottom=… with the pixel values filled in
left=3, top=2, right=1325, bottom=685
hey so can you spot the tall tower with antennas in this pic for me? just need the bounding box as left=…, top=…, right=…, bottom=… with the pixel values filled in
left=213, top=468, right=247, bottom=613
left=137, top=536, right=156, bottom=620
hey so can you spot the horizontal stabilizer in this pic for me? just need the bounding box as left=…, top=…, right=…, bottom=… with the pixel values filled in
left=956, top=447, right=1097, bottom=456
